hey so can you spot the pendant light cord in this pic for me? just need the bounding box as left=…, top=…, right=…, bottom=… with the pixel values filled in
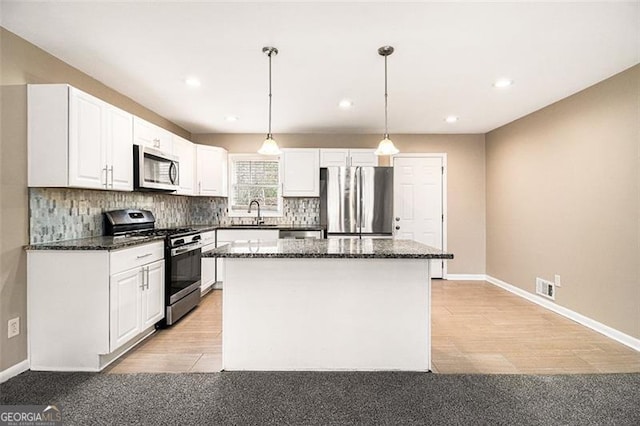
left=268, top=51, right=272, bottom=138
left=384, top=54, right=389, bottom=138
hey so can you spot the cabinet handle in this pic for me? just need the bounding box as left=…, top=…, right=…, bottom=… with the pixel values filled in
left=395, top=226, right=401, bottom=230
left=140, top=268, right=146, bottom=289
left=199, top=182, right=202, bottom=194
left=145, top=266, right=150, bottom=290
left=153, top=138, right=160, bottom=148
left=108, top=165, right=114, bottom=188
left=103, top=166, right=108, bottom=188
left=136, top=253, right=153, bottom=259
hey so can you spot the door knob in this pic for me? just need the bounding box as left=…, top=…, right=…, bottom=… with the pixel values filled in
left=395, top=226, right=400, bottom=230
left=395, top=217, right=400, bottom=221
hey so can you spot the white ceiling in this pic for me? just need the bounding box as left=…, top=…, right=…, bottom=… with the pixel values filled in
left=2, top=1, right=638, bottom=135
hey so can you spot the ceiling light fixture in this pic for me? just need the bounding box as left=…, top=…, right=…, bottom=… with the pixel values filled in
left=185, top=77, right=201, bottom=87
left=258, top=46, right=281, bottom=156
left=493, top=78, right=514, bottom=88
left=445, top=115, right=459, bottom=123
left=375, top=46, right=399, bottom=156
left=339, top=99, right=353, bottom=109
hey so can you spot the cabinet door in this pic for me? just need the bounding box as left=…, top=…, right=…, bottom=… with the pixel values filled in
left=141, top=260, right=165, bottom=329
left=201, top=246, right=216, bottom=292
left=320, top=149, right=349, bottom=167
left=133, top=117, right=173, bottom=153
left=349, top=149, right=378, bottom=167
left=173, top=136, right=196, bottom=195
left=105, top=105, right=134, bottom=191
left=282, top=149, right=320, bottom=196
left=196, top=145, right=228, bottom=196
left=110, top=268, right=142, bottom=352
left=68, top=88, right=106, bottom=189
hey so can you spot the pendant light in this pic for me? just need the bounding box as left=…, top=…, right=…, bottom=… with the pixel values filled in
left=375, top=45, right=399, bottom=156
left=258, top=46, right=281, bottom=156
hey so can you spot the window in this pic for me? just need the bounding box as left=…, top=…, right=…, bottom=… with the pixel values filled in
left=228, top=154, right=282, bottom=217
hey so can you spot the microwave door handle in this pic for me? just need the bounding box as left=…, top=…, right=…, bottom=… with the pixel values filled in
left=169, top=161, right=178, bottom=184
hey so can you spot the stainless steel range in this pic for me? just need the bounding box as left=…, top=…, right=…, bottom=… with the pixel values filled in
left=104, top=209, right=202, bottom=326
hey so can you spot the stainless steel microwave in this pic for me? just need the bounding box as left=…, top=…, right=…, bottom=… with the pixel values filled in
left=133, top=144, right=179, bottom=192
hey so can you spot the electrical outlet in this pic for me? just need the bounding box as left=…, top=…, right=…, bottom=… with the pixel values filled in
left=554, top=274, right=561, bottom=287
left=8, top=317, right=20, bottom=339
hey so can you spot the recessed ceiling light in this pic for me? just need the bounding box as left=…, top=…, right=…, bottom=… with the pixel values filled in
left=493, top=78, right=514, bottom=88
left=185, top=77, right=201, bottom=87
left=445, top=116, right=459, bottom=123
left=338, top=99, right=353, bottom=109
left=224, top=115, right=239, bottom=122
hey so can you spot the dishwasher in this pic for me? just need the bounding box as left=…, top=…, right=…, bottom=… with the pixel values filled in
left=279, top=230, right=324, bottom=239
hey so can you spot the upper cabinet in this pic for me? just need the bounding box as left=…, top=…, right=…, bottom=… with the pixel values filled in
left=28, top=84, right=133, bottom=191
left=196, top=145, right=228, bottom=197
left=133, top=117, right=173, bottom=154
left=172, top=136, right=196, bottom=196
left=281, top=148, right=320, bottom=197
left=319, top=149, right=378, bottom=167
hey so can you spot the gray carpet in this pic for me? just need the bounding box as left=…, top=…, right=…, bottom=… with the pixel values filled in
left=1, top=371, right=639, bottom=425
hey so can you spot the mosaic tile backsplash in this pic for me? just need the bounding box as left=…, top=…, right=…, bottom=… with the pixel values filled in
left=29, top=188, right=320, bottom=244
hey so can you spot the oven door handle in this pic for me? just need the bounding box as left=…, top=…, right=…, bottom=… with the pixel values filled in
left=171, top=243, right=201, bottom=257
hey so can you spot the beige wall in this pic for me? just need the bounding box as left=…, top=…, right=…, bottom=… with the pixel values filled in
left=0, top=28, right=190, bottom=371
left=486, top=65, right=640, bottom=339
left=193, top=133, right=487, bottom=276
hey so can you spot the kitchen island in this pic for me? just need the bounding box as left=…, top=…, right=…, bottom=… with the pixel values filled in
left=204, top=238, right=453, bottom=372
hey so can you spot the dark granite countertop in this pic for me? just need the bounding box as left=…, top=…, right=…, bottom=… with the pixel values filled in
left=202, top=238, right=453, bottom=259
left=192, top=224, right=324, bottom=232
left=25, top=235, right=165, bottom=251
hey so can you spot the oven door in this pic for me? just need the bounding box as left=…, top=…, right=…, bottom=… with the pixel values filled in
left=169, top=243, right=202, bottom=305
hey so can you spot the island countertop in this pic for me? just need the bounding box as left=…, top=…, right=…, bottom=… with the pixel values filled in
left=203, top=238, right=453, bottom=259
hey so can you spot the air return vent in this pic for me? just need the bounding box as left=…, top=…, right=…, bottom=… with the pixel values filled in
left=536, top=277, right=555, bottom=300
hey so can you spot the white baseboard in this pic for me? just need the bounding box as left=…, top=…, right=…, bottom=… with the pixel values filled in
left=446, top=274, right=487, bottom=281
left=486, top=275, right=640, bottom=353
left=0, top=359, right=29, bottom=384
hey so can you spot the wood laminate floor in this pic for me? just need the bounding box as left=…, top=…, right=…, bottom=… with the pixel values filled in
left=105, top=281, right=640, bottom=374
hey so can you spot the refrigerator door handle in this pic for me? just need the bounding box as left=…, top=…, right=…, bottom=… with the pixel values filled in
left=357, top=166, right=363, bottom=238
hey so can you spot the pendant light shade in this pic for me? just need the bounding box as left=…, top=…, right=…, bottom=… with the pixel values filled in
left=375, top=46, right=399, bottom=156
left=258, top=135, right=281, bottom=156
left=258, top=46, right=281, bottom=156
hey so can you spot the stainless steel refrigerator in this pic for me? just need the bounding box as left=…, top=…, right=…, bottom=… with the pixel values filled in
left=320, top=167, right=394, bottom=238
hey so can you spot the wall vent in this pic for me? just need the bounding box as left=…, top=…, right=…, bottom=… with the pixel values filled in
left=536, top=277, right=555, bottom=300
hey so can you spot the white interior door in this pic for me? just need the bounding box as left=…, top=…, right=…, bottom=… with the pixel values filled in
left=393, top=155, right=445, bottom=278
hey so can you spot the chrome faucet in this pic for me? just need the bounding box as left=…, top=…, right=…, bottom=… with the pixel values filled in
left=248, top=199, right=263, bottom=225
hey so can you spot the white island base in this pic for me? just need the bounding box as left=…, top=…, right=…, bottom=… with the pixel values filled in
left=222, top=258, right=431, bottom=371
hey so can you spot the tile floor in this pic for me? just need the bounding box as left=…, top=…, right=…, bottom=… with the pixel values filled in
left=105, top=280, right=640, bottom=374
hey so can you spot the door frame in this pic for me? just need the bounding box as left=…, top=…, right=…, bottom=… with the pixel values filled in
left=391, top=153, right=448, bottom=279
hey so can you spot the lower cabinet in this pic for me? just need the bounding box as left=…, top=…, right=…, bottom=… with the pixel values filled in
left=110, top=259, right=164, bottom=352
left=214, top=229, right=280, bottom=285
left=27, top=241, right=165, bottom=371
left=200, top=230, right=217, bottom=293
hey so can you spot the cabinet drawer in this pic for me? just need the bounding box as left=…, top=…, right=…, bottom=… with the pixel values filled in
left=110, top=241, right=164, bottom=275
left=200, top=230, right=216, bottom=245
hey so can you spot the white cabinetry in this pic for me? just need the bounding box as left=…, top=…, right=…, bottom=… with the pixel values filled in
left=196, top=145, right=228, bottom=196
left=173, top=136, right=196, bottom=195
left=281, top=148, right=320, bottom=196
left=109, top=258, right=164, bottom=352
left=200, top=230, right=217, bottom=293
left=215, top=229, right=279, bottom=284
left=319, top=149, right=378, bottom=167
left=28, top=241, right=165, bottom=371
left=133, top=116, right=173, bottom=153
left=28, top=84, right=133, bottom=191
